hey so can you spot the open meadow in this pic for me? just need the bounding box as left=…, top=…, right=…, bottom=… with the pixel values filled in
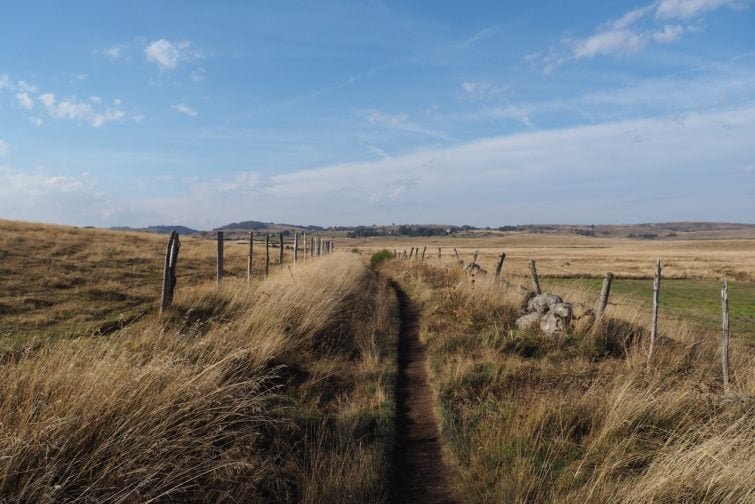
left=0, top=220, right=753, bottom=502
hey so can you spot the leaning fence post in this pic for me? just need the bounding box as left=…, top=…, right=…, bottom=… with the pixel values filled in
left=472, top=250, right=479, bottom=265
left=265, top=233, right=270, bottom=277
left=438, top=248, right=442, bottom=260
left=421, top=246, right=426, bottom=260
left=409, top=247, right=414, bottom=259
left=596, top=272, right=613, bottom=320
left=529, top=259, right=542, bottom=295
left=216, top=231, right=224, bottom=287
left=160, top=231, right=180, bottom=314
left=648, top=259, right=661, bottom=360
left=294, top=233, right=299, bottom=263
left=495, top=252, right=506, bottom=278
left=303, top=233, right=307, bottom=260
left=279, top=234, right=284, bottom=269
left=247, top=232, right=254, bottom=281
left=454, top=248, right=460, bottom=262
left=721, top=278, right=730, bottom=390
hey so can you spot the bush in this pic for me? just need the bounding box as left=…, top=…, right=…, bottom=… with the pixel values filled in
left=370, top=249, right=393, bottom=269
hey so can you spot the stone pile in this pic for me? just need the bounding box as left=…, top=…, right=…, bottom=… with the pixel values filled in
left=515, top=293, right=595, bottom=336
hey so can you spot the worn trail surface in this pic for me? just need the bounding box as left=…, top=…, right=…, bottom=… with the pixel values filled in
left=390, top=283, right=456, bottom=504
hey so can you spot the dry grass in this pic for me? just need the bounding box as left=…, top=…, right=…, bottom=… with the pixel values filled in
left=382, top=258, right=754, bottom=503
left=343, top=232, right=755, bottom=281
left=0, top=221, right=399, bottom=502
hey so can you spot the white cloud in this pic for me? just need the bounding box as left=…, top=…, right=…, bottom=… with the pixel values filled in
left=145, top=39, right=199, bottom=70
left=0, top=74, right=11, bottom=91
left=172, top=103, right=198, bottom=117
left=132, top=113, right=145, bottom=123
left=37, top=93, right=125, bottom=127
left=17, top=80, right=38, bottom=93
left=460, top=81, right=508, bottom=101
left=0, top=166, right=107, bottom=225
left=0, top=140, right=8, bottom=157
left=89, top=96, right=102, bottom=103
left=574, top=29, right=646, bottom=59
left=29, top=117, right=44, bottom=127
left=102, top=44, right=125, bottom=60
left=653, top=24, right=685, bottom=43
left=656, top=0, right=743, bottom=20
left=15, top=92, right=34, bottom=109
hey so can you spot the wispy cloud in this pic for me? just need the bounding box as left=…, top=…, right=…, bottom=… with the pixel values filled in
left=101, top=44, right=126, bottom=60
left=459, top=26, right=497, bottom=48
left=15, top=92, right=34, bottom=109
left=37, top=93, right=126, bottom=127
left=172, top=103, right=198, bottom=117
left=536, top=0, right=750, bottom=71
left=145, top=39, right=201, bottom=70
left=359, top=109, right=451, bottom=140
left=460, top=81, right=509, bottom=101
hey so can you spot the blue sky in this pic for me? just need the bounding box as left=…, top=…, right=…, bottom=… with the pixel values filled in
left=1, top=0, right=754, bottom=228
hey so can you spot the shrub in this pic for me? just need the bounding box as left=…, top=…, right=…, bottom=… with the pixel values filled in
left=370, top=249, right=393, bottom=269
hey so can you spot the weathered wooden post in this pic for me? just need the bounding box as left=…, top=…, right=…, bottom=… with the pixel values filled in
left=303, top=232, right=308, bottom=260
left=279, top=234, right=284, bottom=269
left=495, top=252, right=506, bottom=278
left=721, top=278, right=730, bottom=390
left=454, top=248, right=460, bottom=262
left=421, top=246, right=426, bottom=260
left=438, top=247, right=442, bottom=260
left=409, top=247, right=414, bottom=259
left=216, top=231, right=224, bottom=287
left=294, top=232, right=299, bottom=263
left=472, top=250, right=479, bottom=265
left=265, top=233, right=270, bottom=277
left=529, top=259, right=542, bottom=295
left=596, top=272, right=614, bottom=320
left=247, top=231, right=254, bottom=281
left=160, top=231, right=180, bottom=314
left=648, top=259, right=661, bottom=360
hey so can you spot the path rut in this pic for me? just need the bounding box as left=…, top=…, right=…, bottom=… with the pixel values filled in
left=390, top=283, right=456, bottom=504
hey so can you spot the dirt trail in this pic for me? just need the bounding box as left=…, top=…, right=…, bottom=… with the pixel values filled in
left=390, top=283, right=456, bottom=504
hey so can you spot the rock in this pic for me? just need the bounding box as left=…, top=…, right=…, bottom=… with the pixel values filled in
left=516, top=312, right=541, bottom=330
left=540, top=311, right=567, bottom=335
left=464, top=263, right=487, bottom=275
left=550, top=302, right=572, bottom=319
left=527, top=294, right=563, bottom=314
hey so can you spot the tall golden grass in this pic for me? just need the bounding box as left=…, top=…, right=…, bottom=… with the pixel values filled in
left=1, top=245, right=398, bottom=502
left=382, top=259, right=754, bottom=503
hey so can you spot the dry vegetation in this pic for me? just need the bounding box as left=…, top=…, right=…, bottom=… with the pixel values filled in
left=381, top=258, right=754, bottom=503
left=0, top=221, right=399, bottom=502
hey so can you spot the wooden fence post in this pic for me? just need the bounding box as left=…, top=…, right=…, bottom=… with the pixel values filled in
left=721, top=278, right=730, bottom=390
left=454, top=248, right=460, bottom=262
left=294, top=233, right=299, bottom=263
left=495, top=252, right=506, bottom=278
left=409, top=247, right=414, bottom=259
left=279, top=234, right=284, bottom=269
left=421, top=246, right=426, bottom=260
left=596, top=272, right=613, bottom=320
left=472, top=250, right=479, bottom=265
left=303, top=233, right=307, bottom=260
left=438, top=247, right=442, bottom=260
left=265, top=233, right=270, bottom=277
left=529, top=259, right=542, bottom=295
left=216, top=231, right=224, bottom=287
left=648, top=259, right=661, bottom=360
left=247, top=232, right=254, bottom=281
left=160, top=231, right=180, bottom=313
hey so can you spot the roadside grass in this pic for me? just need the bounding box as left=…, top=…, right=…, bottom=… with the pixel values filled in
left=383, top=259, right=754, bottom=503
left=0, top=222, right=399, bottom=502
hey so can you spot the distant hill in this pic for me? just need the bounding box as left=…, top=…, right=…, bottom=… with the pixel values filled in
left=214, top=220, right=325, bottom=232
left=111, top=225, right=200, bottom=235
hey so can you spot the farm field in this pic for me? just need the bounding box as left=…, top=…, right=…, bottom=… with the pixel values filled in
left=0, top=220, right=753, bottom=502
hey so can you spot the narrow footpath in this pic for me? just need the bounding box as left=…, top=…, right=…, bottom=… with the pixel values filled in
left=390, top=282, right=456, bottom=504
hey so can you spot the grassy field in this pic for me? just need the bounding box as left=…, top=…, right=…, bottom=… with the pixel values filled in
left=382, top=258, right=754, bottom=503
left=1, top=220, right=752, bottom=502
left=0, top=221, right=399, bottom=502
